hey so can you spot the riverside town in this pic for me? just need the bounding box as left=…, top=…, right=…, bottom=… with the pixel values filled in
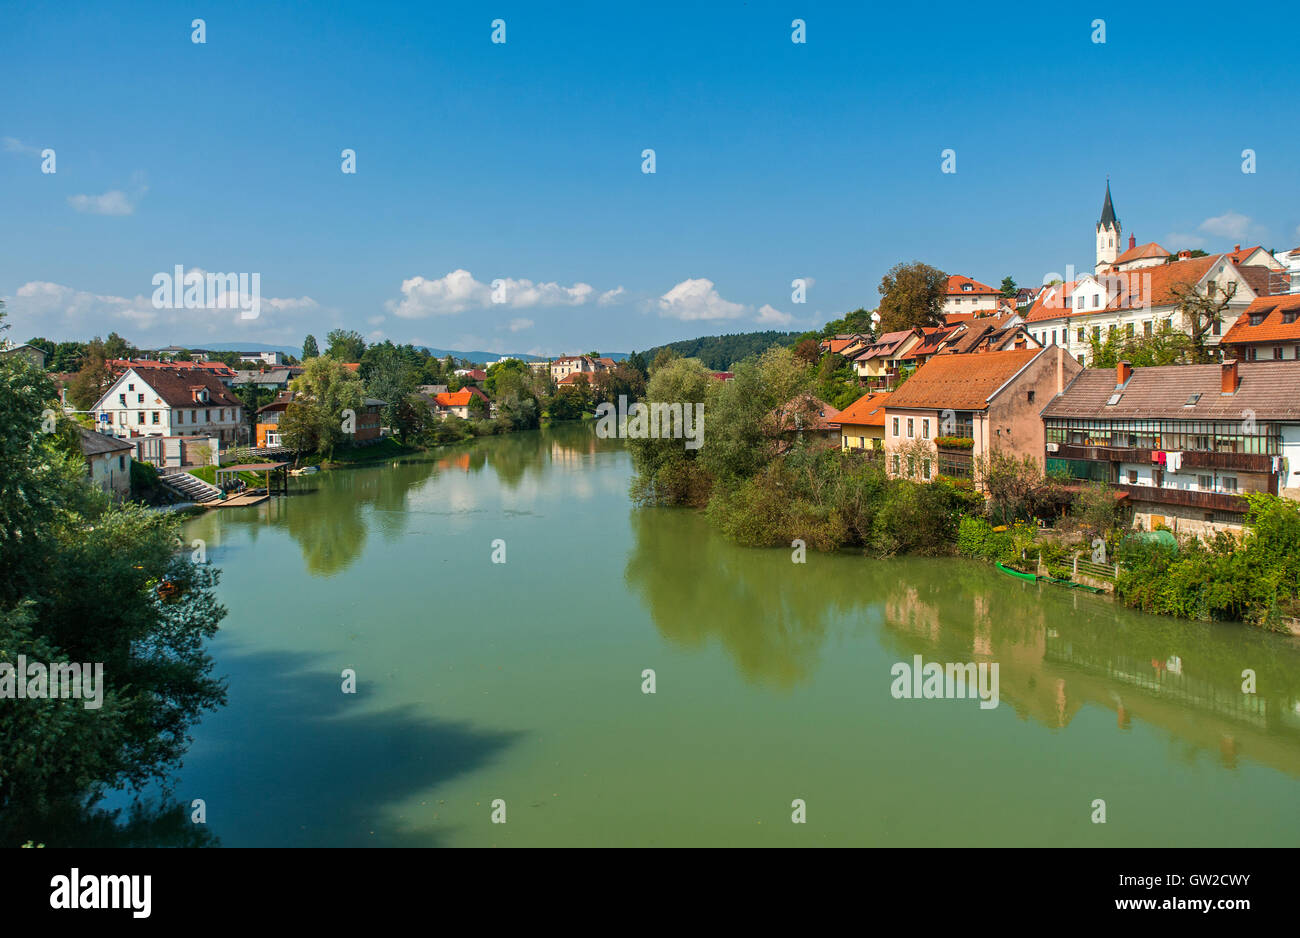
left=0, top=0, right=1292, bottom=921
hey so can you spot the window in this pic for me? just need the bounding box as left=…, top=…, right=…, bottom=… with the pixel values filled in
left=151, top=411, right=160, bottom=424
left=1143, top=321, right=1152, bottom=336
left=907, top=456, right=916, bottom=476
left=205, top=410, right=211, bottom=422
left=1249, top=313, right=1265, bottom=326
left=119, top=394, right=126, bottom=405
left=177, top=411, right=183, bottom=424
left=1125, top=323, right=1135, bottom=337
left=1283, top=311, right=1299, bottom=325
left=1127, top=470, right=1138, bottom=484
left=1212, top=319, right=1222, bottom=336
left=1274, top=347, right=1283, bottom=360
left=118, top=455, right=126, bottom=471
left=137, top=394, right=144, bottom=403
left=191, top=410, right=197, bottom=422
left=922, top=459, right=931, bottom=480
left=1093, top=294, right=1100, bottom=308
left=1221, top=477, right=1238, bottom=493
left=1065, top=296, right=1073, bottom=309
left=892, top=417, right=899, bottom=437
left=907, top=418, right=914, bottom=439
left=892, top=454, right=900, bottom=475
left=1077, top=328, right=1085, bottom=343
left=1197, top=475, right=1214, bottom=490
left=128, top=383, right=135, bottom=391
left=922, top=419, right=930, bottom=439
left=1093, top=326, right=1102, bottom=340
left=1027, top=390, right=1036, bottom=403
left=137, top=412, right=145, bottom=424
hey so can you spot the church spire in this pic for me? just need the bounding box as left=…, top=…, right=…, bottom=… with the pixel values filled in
left=1097, top=179, right=1118, bottom=231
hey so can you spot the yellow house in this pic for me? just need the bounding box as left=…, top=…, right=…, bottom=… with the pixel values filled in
left=837, top=391, right=892, bottom=452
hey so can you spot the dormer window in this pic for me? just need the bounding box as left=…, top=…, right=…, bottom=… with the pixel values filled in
left=1249, top=314, right=1265, bottom=326
left=962, top=284, right=972, bottom=292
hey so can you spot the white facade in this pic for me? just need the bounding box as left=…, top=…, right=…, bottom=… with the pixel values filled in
left=93, top=368, right=242, bottom=442
left=1027, top=260, right=1260, bottom=366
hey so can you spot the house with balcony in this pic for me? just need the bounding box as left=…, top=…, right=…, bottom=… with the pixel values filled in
left=255, top=394, right=292, bottom=448
left=819, top=333, right=872, bottom=358
left=852, top=329, right=923, bottom=389
left=883, top=345, right=1082, bottom=483
left=1042, top=359, right=1300, bottom=534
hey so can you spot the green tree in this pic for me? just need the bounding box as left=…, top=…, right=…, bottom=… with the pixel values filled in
left=324, top=329, right=366, bottom=362
left=280, top=357, right=364, bottom=458
left=876, top=261, right=948, bottom=333
left=67, top=338, right=115, bottom=411
left=302, top=334, right=319, bottom=360
left=628, top=357, right=713, bottom=507
left=1000, top=276, right=1017, bottom=298
left=0, top=354, right=226, bottom=836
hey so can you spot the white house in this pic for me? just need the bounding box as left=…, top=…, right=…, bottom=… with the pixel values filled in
left=941, top=275, right=1003, bottom=316
left=77, top=427, right=134, bottom=498
left=93, top=367, right=244, bottom=443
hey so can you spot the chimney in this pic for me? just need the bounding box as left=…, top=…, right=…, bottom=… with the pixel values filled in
left=1116, top=360, right=1132, bottom=387
left=1128, top=234, right=1136, bottom=250
left=1177, top=250, right=1192, bottom=260
left=1055, top=345, right=1066, bottom=393
left=1221, top=359, right=1239, bottom=394
left=1234, top=244, right=1241, bottom=253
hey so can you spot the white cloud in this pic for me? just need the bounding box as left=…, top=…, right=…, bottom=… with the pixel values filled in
left=598, top=286, right=626, bottom=306
left=756, top=303, right=795, bottom=326
left=1166, top=232, right=1207, bottom=250
left=67, top=189, right=138, bottom=216
left=656, top=278, right=747, bottom=321
left=508, top=317, right=534, bottom=332
left=386, top=269, right=621, bottom=318
left=1198, top=212, right=1251, bottom=239
left=3, top=137, right=40, bottom=156
left=5, top=275, right=320, bottom=344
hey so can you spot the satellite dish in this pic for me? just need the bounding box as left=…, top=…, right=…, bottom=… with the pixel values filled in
left=870, top=311, right=881, bottom=324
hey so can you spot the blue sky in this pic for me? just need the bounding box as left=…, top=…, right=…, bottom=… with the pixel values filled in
left=3, top=0, right=1297, bottom=356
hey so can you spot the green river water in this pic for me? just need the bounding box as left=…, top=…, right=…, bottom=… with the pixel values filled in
left=166, top=422, right=1300, bottom=846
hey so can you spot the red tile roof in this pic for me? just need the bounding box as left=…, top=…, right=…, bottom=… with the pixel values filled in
left=885, top=347, right=1042, bottom=411
left=946, top=275, right=999, bottom=297
left=119, top=366, right=243, bottom=409
left=1042, top=361, right=1300, bottom=421
left=1112, top=241, right=1169, bottom=265
left=836, top=391, right=892, bottom=427
left=433, top=388, right=486, bottom=407
left=1221, top=294, right=1300, bottom=345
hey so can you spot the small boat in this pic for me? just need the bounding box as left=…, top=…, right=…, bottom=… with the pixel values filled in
left=995, top=562, right=1038, bottom=582
left=289, top=466, right=319, bottom=476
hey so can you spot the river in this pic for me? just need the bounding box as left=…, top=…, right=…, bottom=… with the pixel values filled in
left=162, top=422, right=1300, bottom=846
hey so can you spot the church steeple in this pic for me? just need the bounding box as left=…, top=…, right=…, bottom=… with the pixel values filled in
left=1095, top=179, right=1121, bottom=274
left=1097, top=180, right=1119, bottom=232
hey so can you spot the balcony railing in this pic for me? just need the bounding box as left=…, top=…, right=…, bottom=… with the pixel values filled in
left=1113, top=483, right=1248, bottom=514
left=1178, top=451, right=1274, bottom=473
left=1052, top=443, right=1274, bottom=474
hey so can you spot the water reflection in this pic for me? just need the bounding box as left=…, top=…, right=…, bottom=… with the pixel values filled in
left=187, top=423, right=622, bottom=577
left=626, top=503, right=1300, bottom=774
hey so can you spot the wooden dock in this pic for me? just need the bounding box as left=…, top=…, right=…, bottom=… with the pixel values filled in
left=202, top=492, right=271, bottom=509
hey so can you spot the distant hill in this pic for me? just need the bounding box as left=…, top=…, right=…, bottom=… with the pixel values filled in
left=175, top=342, right=630, bottom=365
left=418, top=348, right=627, bottom=364
left=637, top=331, right=801, bottom=371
